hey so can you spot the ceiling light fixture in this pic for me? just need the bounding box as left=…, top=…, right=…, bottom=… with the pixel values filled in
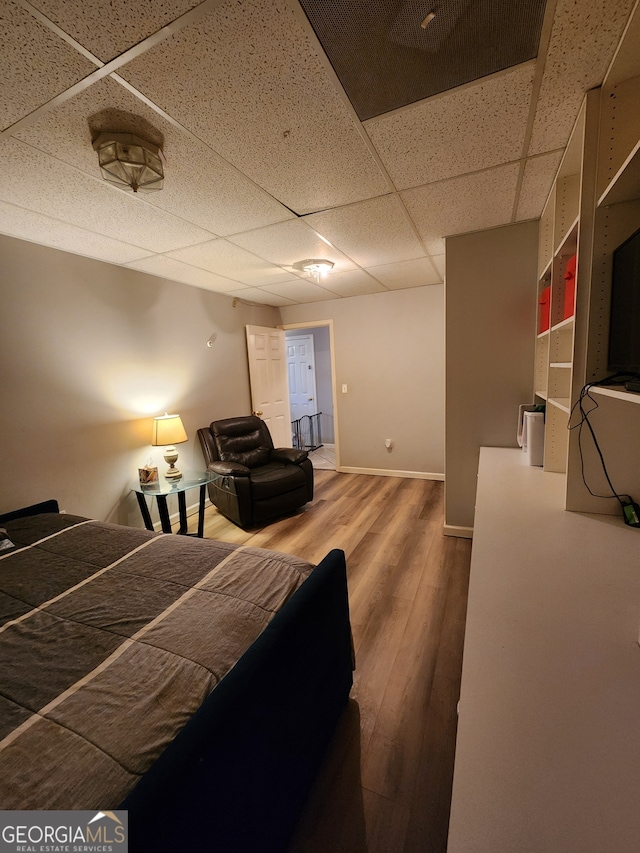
left=421, top=11, right=436, bottom=28
left=294, top=258, right=335, bottom=284
left=92, top=132, right=164, bottom=193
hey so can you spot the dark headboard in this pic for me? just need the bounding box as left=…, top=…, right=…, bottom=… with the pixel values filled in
left=0, top=500, right=59, bottom=524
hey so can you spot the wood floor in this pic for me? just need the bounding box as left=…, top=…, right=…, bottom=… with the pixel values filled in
left=198, top=470, right=472, bottom=853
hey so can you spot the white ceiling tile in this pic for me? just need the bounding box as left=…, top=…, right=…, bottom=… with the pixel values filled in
left=516, top=151, right=564, bottom=221
left=367, top=257, right=442, bottom=289
left=0, top=138, right=215, bottom=253
left=30, top=0, right=202, bottom=62
left=165, top=239, right=296, bottom=286
left=227, top=288, right=297, bottom=307
left=14, top=76, right=294, bottom=236
left=320, top=269, right=387, bottom=298
left=228, top=219, right=356, bottom=273
left=528, top=0, right=635, bottom=155
left=260, top=280, right=339, bottom=303
left=118, top=0, right=391, bottom=214
left=303, top=195, right=425, bottom=267
left=366, top=64, right=535, bottom=190
left=146, top=128, right=294, bottom=237
left=0, top=0, right=634, bottom=307
left=0, top=1, right=96, bottom=132
left=14, top=76, right=147, bottom=174
left=431, top=254, right=445, bottom=277
left=124, top=255, right=247, bottom=292
left=401, top=164, right=520, bottom=254
left=0, top=201, right=153, bottom=263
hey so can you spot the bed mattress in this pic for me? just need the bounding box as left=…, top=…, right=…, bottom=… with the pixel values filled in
left=0, top=513, right=314, bottom=810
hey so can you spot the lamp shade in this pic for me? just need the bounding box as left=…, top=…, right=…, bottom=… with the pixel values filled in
left=151, top=413, right=188, bottom=447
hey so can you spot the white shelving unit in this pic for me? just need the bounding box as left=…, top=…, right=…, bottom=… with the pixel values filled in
left=593, top=384, right=640, bottom=403
left=531, top=1, right=640, bottom=514
left=563, top=17, right=640, bottom=513
left=534, top=98, right=590, bottom=476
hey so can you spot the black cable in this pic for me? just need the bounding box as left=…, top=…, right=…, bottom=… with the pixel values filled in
left=568, top=371, right=640, bottom=506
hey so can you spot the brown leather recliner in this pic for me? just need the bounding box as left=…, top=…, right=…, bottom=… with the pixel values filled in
left=197, top=416, right=314, bottom=528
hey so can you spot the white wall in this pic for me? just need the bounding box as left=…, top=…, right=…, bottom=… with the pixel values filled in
left=445, top=221, right=539, bottom=533
left=0, top=235, right=280, bottom=525
left=281, top=285, right=445, bottom=478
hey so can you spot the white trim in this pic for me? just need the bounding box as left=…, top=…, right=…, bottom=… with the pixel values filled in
left=443, top=524, right=474, bottom=539
left=337, top=466, right=444, bottom=481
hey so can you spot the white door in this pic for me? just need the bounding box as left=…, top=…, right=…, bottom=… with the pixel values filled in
left=287, top=335, right=318, bottom=421
left=245, top=325, right=291, bottom=448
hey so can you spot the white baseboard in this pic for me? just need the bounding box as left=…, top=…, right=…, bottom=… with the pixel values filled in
left=337, top=467, right=444, bottom=481
left=443, top=524, right=474, bottom=539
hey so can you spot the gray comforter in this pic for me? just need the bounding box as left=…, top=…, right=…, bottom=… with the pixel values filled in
left=0, top=513, right=313, bottom=809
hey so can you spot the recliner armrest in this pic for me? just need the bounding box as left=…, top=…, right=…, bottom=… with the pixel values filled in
left=271, top=448, right=309, bottom=465
left=208, top=461, right=251, bottom=476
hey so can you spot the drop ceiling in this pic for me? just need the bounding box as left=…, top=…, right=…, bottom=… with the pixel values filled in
left=0, top=0, right=635, bottom=306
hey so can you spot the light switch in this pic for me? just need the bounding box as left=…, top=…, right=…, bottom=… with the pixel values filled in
left=342, top=384, right=348, bottom=393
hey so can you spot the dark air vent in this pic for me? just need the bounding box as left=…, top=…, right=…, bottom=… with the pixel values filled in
left=299, top=0, right=548, bottom=120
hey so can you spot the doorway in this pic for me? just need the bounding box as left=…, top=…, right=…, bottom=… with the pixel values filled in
left=287, top=334, right=319, bottom=423
left=283, top=322, right=338, bottom=471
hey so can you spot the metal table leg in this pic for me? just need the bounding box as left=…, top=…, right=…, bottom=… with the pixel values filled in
left=197, top=484, right=206, bottom=537
left=177, top=491, right=188, bottom=534
left=135, top=492, right=154, bottom=532
left=156, top=495, right=172, bottom=533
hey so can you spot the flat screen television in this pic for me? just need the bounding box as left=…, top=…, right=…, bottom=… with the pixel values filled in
left=608, top=226, right=640, bottom=374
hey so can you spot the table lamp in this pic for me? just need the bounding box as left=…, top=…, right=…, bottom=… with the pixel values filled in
left=152, top=413, right=188, bottom=480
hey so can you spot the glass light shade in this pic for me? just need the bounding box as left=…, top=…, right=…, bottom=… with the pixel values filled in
left=151, top=413, right=188, bottom=447
left=294, top=258, right=335, bottom=283
left=306, top=261, right=332, bottom=277
left=93, top=132, right=164, bottom=193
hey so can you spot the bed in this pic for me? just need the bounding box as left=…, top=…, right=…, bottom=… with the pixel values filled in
left=0, top=500, right=353, bottom=852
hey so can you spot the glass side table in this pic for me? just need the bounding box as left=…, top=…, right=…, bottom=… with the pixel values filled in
left=130, top=470, right=213, bottom=537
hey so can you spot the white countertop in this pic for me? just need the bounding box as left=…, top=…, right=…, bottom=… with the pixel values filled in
left=447, top=447, right=640, bottom=852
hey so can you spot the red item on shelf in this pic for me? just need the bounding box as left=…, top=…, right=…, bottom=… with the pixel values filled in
left=538, top=285, right=551, bottom=333
left=563, top=253, right=577, bottom=319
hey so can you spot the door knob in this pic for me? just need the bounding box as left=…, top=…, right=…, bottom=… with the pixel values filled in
left=308, top=397, right=313, bottom=401
left=254, top=410, right=263, bottom=416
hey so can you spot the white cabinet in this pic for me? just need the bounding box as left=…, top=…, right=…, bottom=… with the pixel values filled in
left=447, top=448, right=640, bottom=853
